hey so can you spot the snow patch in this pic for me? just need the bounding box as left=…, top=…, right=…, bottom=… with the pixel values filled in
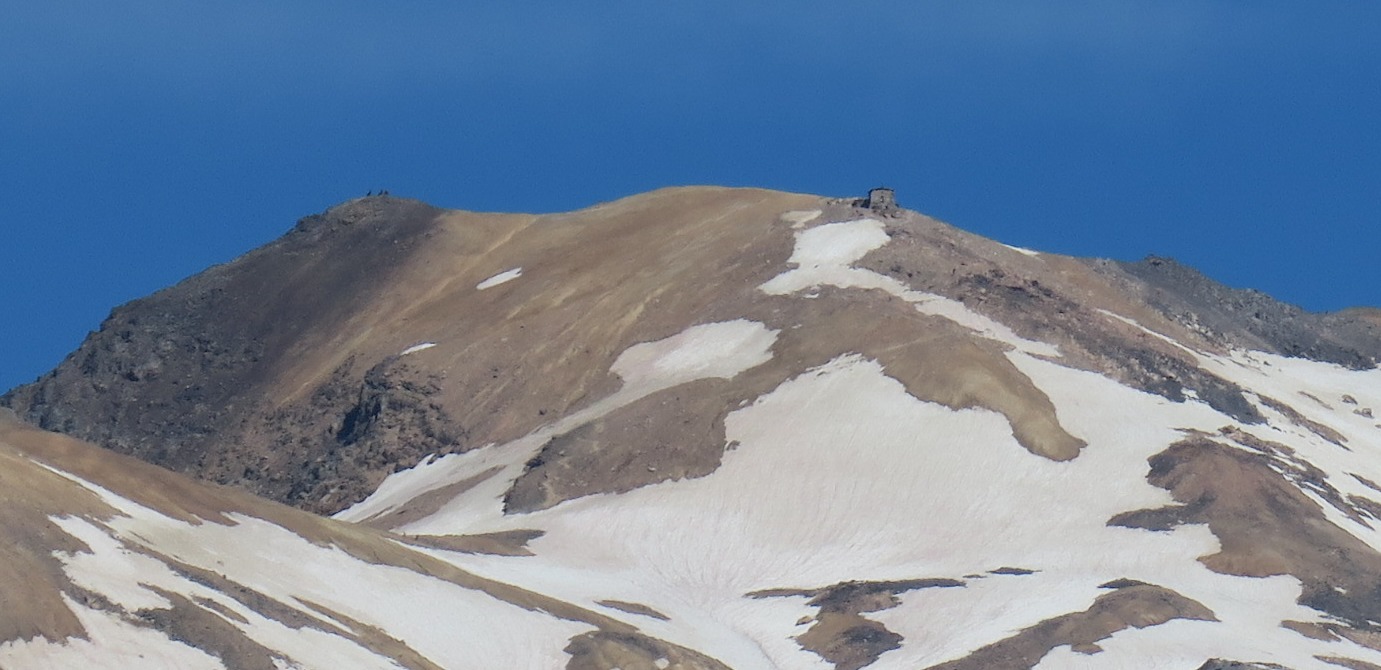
left=611, top=320, right=777, bottom=391
left=476, top=267, right=522, bottom=290
left=400, top=342, right=436, bottom=356
left=1001, top=243, right=1040, bottom=256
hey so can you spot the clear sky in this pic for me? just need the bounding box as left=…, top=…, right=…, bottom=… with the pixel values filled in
left=3, top=2, right=1379, bottom=392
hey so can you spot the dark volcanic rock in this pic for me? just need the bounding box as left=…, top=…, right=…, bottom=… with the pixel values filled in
left=0, top=196, right=464, bottom=513
left=1111, top=256, right=1381, bottom=370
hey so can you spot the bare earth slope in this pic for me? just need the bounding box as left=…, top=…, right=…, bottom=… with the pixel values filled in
left=6, top=187, right=1381, bottom=668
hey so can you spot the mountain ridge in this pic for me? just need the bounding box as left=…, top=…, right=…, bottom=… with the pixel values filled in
left=5, top=186, right=1381, bottom=668
left=4, top=187, right=1377, bottom=515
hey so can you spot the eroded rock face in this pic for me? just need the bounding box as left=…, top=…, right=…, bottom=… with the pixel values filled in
left=1, top=196, right=456, bottom=513
left=288, top=356, right=466, bottom=512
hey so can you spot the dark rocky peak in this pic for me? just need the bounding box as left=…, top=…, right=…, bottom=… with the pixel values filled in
left=0, top=195, right=452, bottom=509
left=1110, top=255, right=1381, bottom=370
left=288, top=194, right=440, bottom=242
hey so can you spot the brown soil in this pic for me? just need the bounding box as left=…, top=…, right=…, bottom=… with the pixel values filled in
left=135, top=589, right=282, bottom=670
left=1111, top=434, right=1381, bottom=630
left=398, top=529, right=544, bottom=556
left=565, top=630, right=731, bottom=670
left=751, top=578, right=964, bottom=670
left=926, top=583, right=1215, bottom=669
left=861, top=215, right=1267, bottom=425
left=596, top=600, right=671, bottom=621
left=1320, top=658, right=1381, bottom=670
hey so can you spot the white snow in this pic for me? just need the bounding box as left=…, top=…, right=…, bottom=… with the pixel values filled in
left=1001, top=243, right=1040, bottom=256
left=399, top=342, right=437, bottom=356
left=610, top=320, right=778, bottom=390
left=476, top=267, right=522, bottom=290
left=1191, top=349, right=1381, bottom=553
left=759, top=219, right=892, bottom=295
left=50, top=516, right=179, bottom=612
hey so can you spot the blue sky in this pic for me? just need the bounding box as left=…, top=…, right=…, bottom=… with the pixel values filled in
left=2, top=2, right=1379, bottom=392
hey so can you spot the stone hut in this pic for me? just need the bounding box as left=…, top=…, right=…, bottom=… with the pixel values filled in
left=865, top=187, right=899, bottom=216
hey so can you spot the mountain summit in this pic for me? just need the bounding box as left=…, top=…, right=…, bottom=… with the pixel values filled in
left=4, top=187, right=1381, bottom=669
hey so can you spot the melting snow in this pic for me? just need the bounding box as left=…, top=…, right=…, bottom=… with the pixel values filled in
left=476, top=267, right=522, bottom=290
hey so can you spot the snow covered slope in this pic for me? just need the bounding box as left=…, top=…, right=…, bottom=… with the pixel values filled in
left=5, top=187, right=1381, bottom=668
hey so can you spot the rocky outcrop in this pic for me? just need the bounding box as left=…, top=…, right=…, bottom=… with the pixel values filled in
left=1110, top=256, right=1381, bottom=370
left=0, top=196, right=462, bottom=513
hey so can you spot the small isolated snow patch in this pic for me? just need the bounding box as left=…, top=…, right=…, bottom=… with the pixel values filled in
left=400, top=342, right=437, bottom=356
left=477, top=267, right=522, bottom=290
left=612, top=320, right=777, bottom=391
left=1001, top=243, right=1040, bottom=257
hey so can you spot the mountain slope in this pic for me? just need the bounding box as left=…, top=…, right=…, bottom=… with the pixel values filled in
left=0, top=410, right=731, bottom=669
left=5, top=187, right=1381, bottom=668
